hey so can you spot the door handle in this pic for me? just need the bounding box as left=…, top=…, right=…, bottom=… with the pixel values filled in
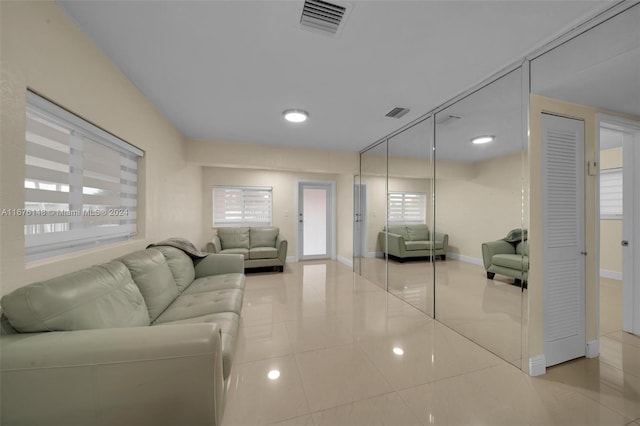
left=622, top=240, right=629, bottom=247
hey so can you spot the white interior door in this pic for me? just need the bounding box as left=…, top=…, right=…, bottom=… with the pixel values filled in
left=298, top=182, right=334, bottom=260
left=623, top=128, right=640, bottom=335
left=353, top=182, right=367, bottom=261
left=541, top=113, right=586, bottom=367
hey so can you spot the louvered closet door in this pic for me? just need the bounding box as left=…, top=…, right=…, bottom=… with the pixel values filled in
left=541, top=113, right=586, bottom=367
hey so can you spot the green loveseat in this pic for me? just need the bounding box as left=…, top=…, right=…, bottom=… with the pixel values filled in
left=207, top=226, right=287, bottom=272
left=482, top=229, right=529, bottom=284
left=378, top=224, right=448, bottom=261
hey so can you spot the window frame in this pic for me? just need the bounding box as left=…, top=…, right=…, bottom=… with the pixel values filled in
left=600, top=167, right=622, bottom=220
left=387, top=191, right=427, bottom=224
left=24, top=90, right=143, bottom=260
left=212, top=185, right=273, bottom=227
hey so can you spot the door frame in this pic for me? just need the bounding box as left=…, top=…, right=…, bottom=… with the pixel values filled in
left=353, top=181, right=368, bottom=268
left=596, top=113, right=640, bottom=335
left=295, top=180, right=336, bottom=261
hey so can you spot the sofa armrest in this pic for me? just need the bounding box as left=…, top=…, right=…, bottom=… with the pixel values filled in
left=194, top=253, right=244, bottom=278
left=1, top=324, right=224, bottom=426
left=380, top=232, right=405, bottom=257
left=276, top=235, right=288, bottom=264
left=206, top=236, right=222, bottom=254
left=481, top=240, right=516, bottom=270
left=434, top=232, right=448, bottom=254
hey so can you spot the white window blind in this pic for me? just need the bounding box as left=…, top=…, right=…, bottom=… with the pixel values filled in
left=24, top=91, right=143, bottom=259
left=213, top=186, right=272, bottom=226
left=600, top=168, right=622, bottom=219
left=388, top=192, right=426, bottom=223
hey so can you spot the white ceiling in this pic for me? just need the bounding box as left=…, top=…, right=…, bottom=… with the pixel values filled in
left=58, top=0, right=626, bottom=156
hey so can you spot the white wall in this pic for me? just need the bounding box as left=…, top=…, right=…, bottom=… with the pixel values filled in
left=0, top=1, right=202, bottom=296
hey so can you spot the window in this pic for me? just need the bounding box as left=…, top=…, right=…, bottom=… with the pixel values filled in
left=213, top=186, right=272, bottom=226
left=600, top=168, right=622, bottom=219
left=23, top=91, right=143, bottom=259
left=388, top=192, right=426, bottom=223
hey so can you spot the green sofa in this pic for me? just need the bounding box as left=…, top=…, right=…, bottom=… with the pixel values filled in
left=378, top=224, right=448, bottom=261
left=207, top=226, right=287, bottom=272
left=0, top=244, right=245, bottom=426
left=482, top=229, right=529, bottom=284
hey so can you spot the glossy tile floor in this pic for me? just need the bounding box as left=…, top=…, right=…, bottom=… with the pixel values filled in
left=223, top=260, right=640, bottom=426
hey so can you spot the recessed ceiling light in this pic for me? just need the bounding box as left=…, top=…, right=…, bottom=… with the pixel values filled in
left=471, top=135, right=495, bottom=144
left=283, top=109, right=309, bottom=123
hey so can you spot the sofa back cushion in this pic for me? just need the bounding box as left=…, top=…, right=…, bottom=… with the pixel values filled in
left=250, top=227, right=279, bottom=248
left=119, top=249, right=179, bottom=322
left=386, top=225, right=409, bottom=239
left=407, top=224, right=430, bottom=241
left=154, top=246, right=196, bottom=292
left=217, top=227, right=250, bottom=249
left=516, top=241, right=529, bottom=256
left=0, top=261, right=149, bottom=332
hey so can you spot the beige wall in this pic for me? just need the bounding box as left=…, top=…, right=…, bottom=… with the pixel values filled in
left=436, top=152, right=525, bottom=260
left=528, top=94, right=640, bottom=366
left=600, top=147, right=623, bottom=274
left=0, top=1, right=202, bottom=296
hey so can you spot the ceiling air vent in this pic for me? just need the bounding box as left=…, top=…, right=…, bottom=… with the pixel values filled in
left=385, top=107, right=410, bottom=119
left=300, top=0, right=347, bottom=35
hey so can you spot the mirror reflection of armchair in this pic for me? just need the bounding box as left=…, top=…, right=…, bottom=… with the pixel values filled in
left=481, top=229, right=528, bottom=285
left=379, top=224, right=448, bottom=261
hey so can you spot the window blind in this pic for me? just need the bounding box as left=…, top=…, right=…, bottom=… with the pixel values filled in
left=213, top=186, right=272, bottom=226
left=600, top=168, right=622, bottom=219
left=388, top=192, right=426, bottom=223
left=24, top=91, right=143, bottom=259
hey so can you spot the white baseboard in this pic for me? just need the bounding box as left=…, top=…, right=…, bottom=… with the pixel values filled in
left=586, top=340, right=599, bottom=358
left=286, top=256, right=298, bottom=263
left=337, top=255, right=353, bottom=268
left=529, top=355, right=546, bottom=376
left=600, top=269, right=622, bottom=280
left=446, top=253, right=483, bottom=266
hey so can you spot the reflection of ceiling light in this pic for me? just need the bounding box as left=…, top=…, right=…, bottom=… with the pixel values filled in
left=393, top=347, right=404, bottom=356
left=267, top=370, right=281, bottom=380
left=471, top=135, right=495, bottom=144
left=283, top=109, right=308, bottom=123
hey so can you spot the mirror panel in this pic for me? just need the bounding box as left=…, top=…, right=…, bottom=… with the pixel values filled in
left=359, top=141, right=388, bottom=290
left=387, top=118, right=435, bottom=317
left=434, top=68, right=525, bottom=367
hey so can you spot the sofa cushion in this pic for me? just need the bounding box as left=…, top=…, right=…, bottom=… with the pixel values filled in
left=492, top=254, right=529, bottom=271
left=119, top=249, right=179, bottom=322
left=387, top=225, right=409, bottom=240
left=220, top=248, right=249, bottom=259
left=250, top=227, right=279, bottom=248
left=0, top=261, right=149, bottom=332
left=154, top=246, right=196, bottom=292
left=153, top=289, right=244, bottom=323
left=407, top=224, right=430, bottom=241
left=183, top=274, right=246, bottom=294
left=426, top=240, right=445, bottom=250
left=217, top=227, right=250, bottom=249
left=156, top=312, right=239, bottom=380
left=249, top=247, right=278, bottom=259
left=405, top=241, right=428, bottom=251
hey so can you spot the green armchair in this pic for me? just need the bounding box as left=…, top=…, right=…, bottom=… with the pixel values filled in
left=481, top=229, right=528, bottom=284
